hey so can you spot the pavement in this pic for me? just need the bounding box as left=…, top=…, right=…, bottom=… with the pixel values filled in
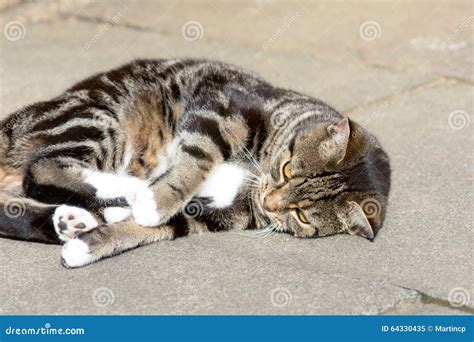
left=0, top=0, right=472, bottom=315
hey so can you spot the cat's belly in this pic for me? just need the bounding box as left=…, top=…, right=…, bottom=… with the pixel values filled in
left=197, top=163, right=247, bottom=208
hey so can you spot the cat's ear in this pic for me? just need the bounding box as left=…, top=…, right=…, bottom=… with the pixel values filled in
left=326, top=118, right=350, bottom=163
left=346, top=201, right=374, bottom=239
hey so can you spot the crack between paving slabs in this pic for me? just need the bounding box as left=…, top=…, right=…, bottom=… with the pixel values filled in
left=342, top=76, right=466, bottom=116
left=384, top=283, right=474, bottom=314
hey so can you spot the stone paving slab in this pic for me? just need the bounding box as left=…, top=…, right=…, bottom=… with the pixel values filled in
left=0, top=235, right=421, bottom=315
left=55, top=0, right=473, bottom=80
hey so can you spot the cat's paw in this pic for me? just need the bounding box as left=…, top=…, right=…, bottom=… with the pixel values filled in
left=83, top=170, right=149, bottom=202
left=103, top=207, right=132, bottom=223
left=53, top=205, right=99, bottom=242
left=61, top=238, right=93, bottom=268
left=131, top=188, right=161, bottom=227
left=82, top=170, right=161, bottom=226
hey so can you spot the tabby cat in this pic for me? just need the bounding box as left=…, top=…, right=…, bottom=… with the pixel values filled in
left=0, top=59, right=391, bottom=268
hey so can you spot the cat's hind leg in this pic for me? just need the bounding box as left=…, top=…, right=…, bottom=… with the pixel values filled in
left=23, top=157, right=150, bottom=221
left=0, top=193, right=59, bottom=244
left=0, top=191, right=100, bottom=243
left=23, top=158, right=127, bottom=210
left=1, top=164, right=61, bottom=243
left=21, top=156, right=149, bottom=240
left=52, top=205, right=99, bottom=242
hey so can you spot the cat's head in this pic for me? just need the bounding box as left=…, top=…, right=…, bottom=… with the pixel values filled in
left=260, top=117, right=391, bottom=240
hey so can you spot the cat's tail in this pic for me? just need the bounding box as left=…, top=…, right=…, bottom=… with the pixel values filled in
left=0, top=167, right=60, bottom=244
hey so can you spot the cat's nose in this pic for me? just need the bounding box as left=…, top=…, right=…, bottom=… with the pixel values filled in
left=262, top=195, right=281, bottom=213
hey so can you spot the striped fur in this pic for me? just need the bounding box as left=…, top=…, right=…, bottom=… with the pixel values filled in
left=0, top=59, right=390, bottom=267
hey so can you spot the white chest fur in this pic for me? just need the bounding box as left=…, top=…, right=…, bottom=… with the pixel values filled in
left=198, top=163, right=246, bottom=208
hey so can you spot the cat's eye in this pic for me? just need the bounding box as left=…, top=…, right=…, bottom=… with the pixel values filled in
left=295, top=209, right=309, bottom=224
left=282, top=161, right=292, bottom=180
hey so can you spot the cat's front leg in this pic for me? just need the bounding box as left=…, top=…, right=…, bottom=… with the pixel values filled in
left=81, top=169, right=158, bottom=224
left=131, top=114, right=243, bottom=227
left=61, top=220, right=177, bottom=268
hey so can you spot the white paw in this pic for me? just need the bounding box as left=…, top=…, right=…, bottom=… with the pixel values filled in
left=83, top=170, right=149, bottom=202
left=131, top=188, right=161, bottom=227
left=61, top=239, right=93, bottom=268
left=127, top=185, right=153, bottom=203
left=198, top=163, right=246, bottom=208
left=103, top=207, right=132, bottom=223
left=53, top=205, right=99, bottom=242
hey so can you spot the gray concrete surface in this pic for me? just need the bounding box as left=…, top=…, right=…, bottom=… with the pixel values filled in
left=0, top=0, right=472, bottom=315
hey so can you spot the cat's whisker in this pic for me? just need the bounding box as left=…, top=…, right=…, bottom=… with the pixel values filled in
left=245, top=183, right=259, bottom=189
left=243, top=153, right=266, bottom=179
left=261, top=230, right=276, bottom=239
left=243, top=190, right=258, bottom=199
left=238, top=222, right=277, bottom=239
left=258, top=225, right=277, bottom=239
left=226, top=130, right=267, bottom=179
left=243, top=150, right=265, bottom=175
left=242, top=175, right=259, bottom=181
left=244, top=171, right=265, bottom=187
left=244, top=167, right=261, bottom=178
left=244, top=187, right=259, bottom=193
left=243, top=171, right=260, bottom=180
left=252, top=228, right=270, bottom=237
